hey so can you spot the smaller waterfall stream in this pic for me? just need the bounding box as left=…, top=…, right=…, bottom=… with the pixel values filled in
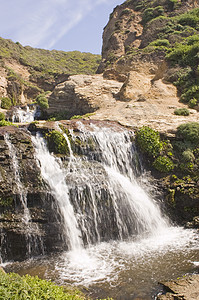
left=11, top=106, right=37, bottom=123
left=4, top=134, right=31, bottom=224
left=4, top=134, right=44, bottom=257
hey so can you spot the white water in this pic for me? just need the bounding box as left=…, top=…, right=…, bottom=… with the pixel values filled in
left=4, top=134, right=30, bottom=224
left=4, top=134, right=44, bottom=257
left=32, top=133, right=83, bottom=250
left=71, top=122, right=169, bottom=240
left=32, top=123, right=169, bottom=248
left=11, top=106, right=36, bottom=123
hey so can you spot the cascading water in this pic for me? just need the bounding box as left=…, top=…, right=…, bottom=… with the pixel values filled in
left=72, top=122, right=169, bottom=240
left=4, top=134, right=31, bottom=224
left=3, top=134, right=44, bottom=258
left=11, top=105, right=38, bottom=123
left=4, top=121, right=199, bottom=300
left=32, top=134, right=83, bottom=250
left=33, top=122, right=168, bottom=248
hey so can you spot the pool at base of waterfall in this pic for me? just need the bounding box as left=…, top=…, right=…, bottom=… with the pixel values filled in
left=4, top=226, right=199, bottom=300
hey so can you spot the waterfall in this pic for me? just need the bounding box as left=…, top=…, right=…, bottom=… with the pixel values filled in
left=32, top=134, right=83, bottom=250
left=4, top=134, right=31, bottom=224
left=4, top=134, right=44, bottom=257
left=11, top=105, right=37, bottom=123
left=68, top=122, right=168, bottom=241
left=32, top=122, right=169, bottom=252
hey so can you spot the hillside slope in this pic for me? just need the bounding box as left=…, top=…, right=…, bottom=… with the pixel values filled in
left=0, top=37, right=101, bottom=105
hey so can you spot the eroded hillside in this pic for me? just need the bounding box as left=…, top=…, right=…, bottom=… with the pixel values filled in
left=0, top=37, right=101, bottom=105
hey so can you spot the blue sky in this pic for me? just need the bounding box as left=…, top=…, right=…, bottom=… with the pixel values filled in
left=0, top=0, right=124, bottom=54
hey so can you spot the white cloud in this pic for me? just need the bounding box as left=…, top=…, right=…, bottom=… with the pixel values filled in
left=0, top=0, right=121, bottom=49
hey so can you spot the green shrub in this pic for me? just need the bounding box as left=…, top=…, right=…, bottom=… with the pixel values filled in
left=187, top=34, right=199, bottom=45
left=182, top=149, right=195, bottom=162
left=45, top=130, right=69, bottom=155
left=188, top=98, right=197, bottom=108
left=178, top=14, right=199, bottom=29
left=36, top=93, right=49, bottom=109
left=136, top=126, right=162, bottom=157
left=0, top=120, right=13, bottom=127
left=177, top=122, right=199, bottom=144
left=174, top=108, right=190, bottom=116
left=1, top=97, right=12, bottom=109
left=153, top=156, right=174, bottom=172
left=0, top=270, right=85, bottom=300
left=166, top=41, right=199, bottom=67
left=149, top=39, right=170, bottom=47
left=0, top=112, right=5, bottom=121
left=181, top=85, right=199, bottom=103
left=142, top=6, right=165, bottom=25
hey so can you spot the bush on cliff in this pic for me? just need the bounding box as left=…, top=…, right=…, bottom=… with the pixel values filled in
left=153, top=155, right=174, bottom=173
left=35, top=93, right=49, bottom=109
left=136, top=126, right=175, bottom=174
left=45, top=130, right=69, bottom=155
left=176, top=122, right=199, bottom=145
left=1, top=97, right=12, bottom=109
left=0, top=120, right=13, bottom=127
left=136, top=126, right=162, bottom=158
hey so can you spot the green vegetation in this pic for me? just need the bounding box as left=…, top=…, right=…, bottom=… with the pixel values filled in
left=176, top=122, right=199, bottom=144
left=149, top=39, right=170, bottom=47
left=136, top=126, right=162, bottom=158
left=153, top=155, right=174, bottom=172
left=182, top=149, right=195, bottom=162
left=188, top=98, right=197, bottom=108
left=136, top=122, right=199, bottom=178
left=0, top=112, right=5, bottom=121
left=0, top=270, right=86, bottom=300
left=70, top=113, right=95, bottom=120
left=142, top=6, right=165, bottom=25
left=48, top=111, right=69, bottom=121
left=0, top=196, right=13, bottom=208
left=174, top=108, right=190, bottom=116
left=1, top=97, right=12, bottom=109
left=45, top=130, right=69, bottom=155
left=0, top=37, right=101, bottom=78
left=136, top=126, right=174, bottom=173
left=35, top=92, right=49, bottom=109
left=0, top=120, right=13, bottom=127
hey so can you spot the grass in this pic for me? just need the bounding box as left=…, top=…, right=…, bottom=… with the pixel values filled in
left=0, top=37, right=101, bottom=78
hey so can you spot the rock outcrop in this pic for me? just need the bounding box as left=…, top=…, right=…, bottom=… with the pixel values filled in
left=0, top=126, right=66, bottom=261
left=99, top=0, right=199, bottom=74
left=47, top=74, right=122, bottom=117
left=157, top=274, right=199, bottom=300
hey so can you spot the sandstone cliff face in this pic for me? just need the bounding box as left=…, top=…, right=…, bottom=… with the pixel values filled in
left=47, top=74, right=122, bottom=117
left=100, top=0, right=199, bottom=74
